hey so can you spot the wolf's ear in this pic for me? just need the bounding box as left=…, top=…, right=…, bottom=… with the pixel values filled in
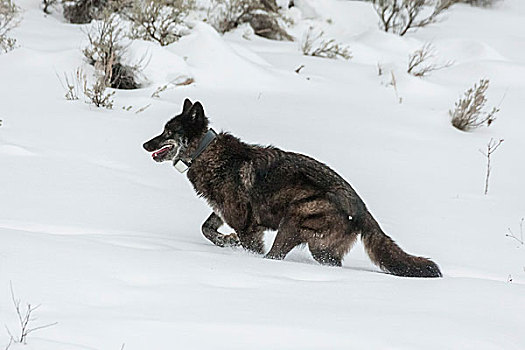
left=188, top=101, right=206, bottom=123
left=183, top=101, right=209, bottom=137
left=182, top=98, right=193, bottom=113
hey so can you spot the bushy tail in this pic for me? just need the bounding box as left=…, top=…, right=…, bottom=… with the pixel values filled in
left=360, top=212, right=442, bottom=278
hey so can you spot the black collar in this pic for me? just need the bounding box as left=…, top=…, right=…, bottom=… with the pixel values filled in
left=174, top=128, right=217, bottom=173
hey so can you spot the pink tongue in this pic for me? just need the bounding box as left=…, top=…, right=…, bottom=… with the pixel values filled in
left=152, top=145, right=171, bottom=158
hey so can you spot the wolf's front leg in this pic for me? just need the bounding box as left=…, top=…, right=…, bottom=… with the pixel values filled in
left=201, top=212, right=241, bottom=247
left=238, top=225, right=266, bottom=255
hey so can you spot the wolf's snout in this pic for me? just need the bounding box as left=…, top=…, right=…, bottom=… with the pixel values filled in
left=143, top=140, right=157, bottom=152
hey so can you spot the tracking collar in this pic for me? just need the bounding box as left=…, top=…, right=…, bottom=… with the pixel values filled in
left=174, top=128, right=217, bottom=173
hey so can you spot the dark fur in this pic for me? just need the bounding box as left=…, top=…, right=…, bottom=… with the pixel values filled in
left=143, top=99, right=442, bottom=278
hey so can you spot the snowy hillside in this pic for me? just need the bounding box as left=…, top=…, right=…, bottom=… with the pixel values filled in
left=1, top=0, right=525, bottom=349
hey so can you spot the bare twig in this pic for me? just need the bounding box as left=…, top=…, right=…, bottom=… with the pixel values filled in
left=295, top=64, right=305, bottom=74
left=389, top=71, right=402, bottom=104
left=377, top=62, right=384, bottom=76
left=5, top=283, right=58, bottom=344
left=479, top=138, right=503, bottom=195
left=506, top=218, right=524, bottom=245
left=151, top=84, right=167, bottom=98
left=3, top=329, right=13, bottom=350
left=150, top=76, right=194, bottom=98
left=135, top=103, right=151, bottom=114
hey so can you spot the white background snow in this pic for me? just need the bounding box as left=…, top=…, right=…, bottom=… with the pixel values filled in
left=1, top=0, right=525, bottom=348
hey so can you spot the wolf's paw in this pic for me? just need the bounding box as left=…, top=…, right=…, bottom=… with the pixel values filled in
left=221, top=233, right=241, bottom=247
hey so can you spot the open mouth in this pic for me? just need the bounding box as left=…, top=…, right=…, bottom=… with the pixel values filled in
left=152, top=144, right=174, bottom=161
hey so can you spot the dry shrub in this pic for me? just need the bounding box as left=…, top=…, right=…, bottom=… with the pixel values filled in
left=450, top=79, right=499, bottom=131
left=63, top=0, right=131, bottom=23
left=125, top=0, right=194, bottom=46
left=63, top=0, right=106, bottom=23
left=83, top=14, right=124, bottom=83
left=458, top=0, right=498, bottom=6
left=57, top=68, right=86, bottom=100
left=407, top=42, right=452, bottom=77
left=83, top=13, right=142, bottom=89
left=301, top=27, right=351, bottom=60
left=42, top=0, right=57, bottom=14
left=371, top=0, right=459, bottom=36
left=208, top=0, right=291, bottom=40
left=57, top=68, right=115, bottom=108
left=209, top=0, right=265, bottom=33
left=83, top=75, right=115, bottom=108
left=0, top=0, right=19, bottom=53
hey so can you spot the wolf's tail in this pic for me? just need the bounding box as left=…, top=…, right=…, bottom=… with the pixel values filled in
left=359, top=211, right=442, bottom=278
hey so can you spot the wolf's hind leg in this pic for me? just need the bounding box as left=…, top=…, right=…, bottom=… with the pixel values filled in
left=303, top=208, right=358, bottom=267
left=309, top=249, right=343, bottom=267
left=308, top=230, right=358, bottom=267
left=202, top=212, right=240, bottom=247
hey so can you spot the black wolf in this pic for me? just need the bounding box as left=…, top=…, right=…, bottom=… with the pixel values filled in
left=143, top=99, right=441, bottom=278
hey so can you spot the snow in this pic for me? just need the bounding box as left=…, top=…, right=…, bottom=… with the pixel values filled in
left=1, top=0, right=525, bottom=349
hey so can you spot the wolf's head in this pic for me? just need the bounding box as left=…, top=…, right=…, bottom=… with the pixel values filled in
left=143, top=98, right=209, bottom=163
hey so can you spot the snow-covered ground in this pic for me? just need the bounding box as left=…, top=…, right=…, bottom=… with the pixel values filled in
left=1, top=0, right=525, bottom=348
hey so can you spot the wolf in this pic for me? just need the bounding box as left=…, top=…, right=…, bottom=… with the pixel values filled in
left=143, top=99, right=442, bottom=278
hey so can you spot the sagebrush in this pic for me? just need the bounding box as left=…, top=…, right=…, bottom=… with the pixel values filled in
left=208, top=0, right=291, bottom=40
left=63, top=0, right=132, bottom=23
left=0, top=0, right=19, bottom=53
left=83, top=13, right=141, bottom=89
left=449, top=79, right=499, bottom=131
left=209, top=0, right=266, bottom=33
left=57, top=68, right=86, bottom=100
left=371, top=0, right=458, bottom=36
left=459, top=0, right=498, bottom=6
left=83, top=75, right=115, bottom=108
left=301, top=27, right=351, bottom=60
left=126, top=0, right=194, bottom=46
left=63, top=0, right=105, bottom=24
